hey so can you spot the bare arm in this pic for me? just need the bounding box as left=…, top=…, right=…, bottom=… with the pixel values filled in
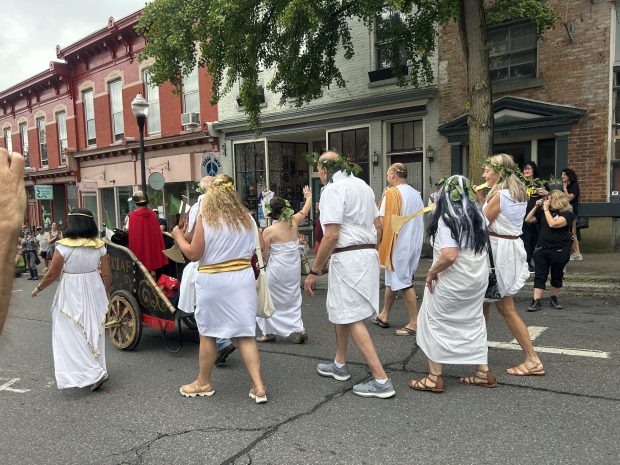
left=260, top=228, right=271, bottom=262
left=292, top=186, right=312, bottom=224
left=375, top=216, right=384, bottom=249
left=425, top=247, right=459, bottom=293
left=0, top=149, right=26, bottom=333
left=172, top=216, right=205, bottom=262
left=304, top=224, right=339, bottom=297
left=525, top=201, right=541, bottom=224
left=482, top=193, right=500, bottom=225
left=31, top=250, right=65, bottom=297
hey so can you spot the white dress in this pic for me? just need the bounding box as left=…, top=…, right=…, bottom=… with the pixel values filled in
left=379, top=184, right=425, bottom=290
left=257, top=240, right=304, bottom=336
left=194, top=221, right=257, bottom=338
left=51, top=243, right=108, bottom=388
left=321, top=171, right=380, bottom=324
left=178, top=197, right=203, bottom=313
left=485, top=190, right=529, bottom=300
left=416, top=221, right=489, bottom=364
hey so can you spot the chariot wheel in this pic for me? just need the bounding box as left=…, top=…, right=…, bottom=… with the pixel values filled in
left=106, top=290, right=143, bottom=351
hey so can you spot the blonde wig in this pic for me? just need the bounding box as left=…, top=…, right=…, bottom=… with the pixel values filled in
left=201, top=174, right=254, bottom=231
left=486, top=153, right=527, bottom=203
left=549, top=190, right=573, bottom=213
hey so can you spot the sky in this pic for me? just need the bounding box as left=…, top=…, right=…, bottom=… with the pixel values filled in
left=0, top=0, right=148, bottom=90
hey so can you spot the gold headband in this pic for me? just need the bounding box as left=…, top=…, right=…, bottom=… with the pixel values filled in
left=69, top=213, right=93, bottom=218
left=210, top=181, right=234, bottom=191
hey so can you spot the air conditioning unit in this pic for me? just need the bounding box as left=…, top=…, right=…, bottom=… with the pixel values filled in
left=181, top=112, right=200, bottom=128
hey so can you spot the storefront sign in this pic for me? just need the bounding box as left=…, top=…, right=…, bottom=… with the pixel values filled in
left=201, top=153, right=221, bottom=177
left=148, top=172, right=166, bottom=191
left=34, top=185, right=53, bottom=200
left=78, top=182, right=98, bottom=193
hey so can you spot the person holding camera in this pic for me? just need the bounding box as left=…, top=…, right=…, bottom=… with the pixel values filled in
left=524, top=190, right=574, bottom=312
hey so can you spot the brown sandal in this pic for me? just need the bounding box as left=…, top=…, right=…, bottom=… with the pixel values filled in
left=506, top=361, right=545, bottom=377
left=256, top=334, right=276, bottom=343
left=459, top=368, right=497, bottom=388
left=179, top=381, right=215, bottom=398
left=394, top=326, right=416, bottom=336
left=408, top=373, right=444, bottom=393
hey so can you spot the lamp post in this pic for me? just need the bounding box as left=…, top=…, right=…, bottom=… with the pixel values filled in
left=131, top=94, right=149, bottom=192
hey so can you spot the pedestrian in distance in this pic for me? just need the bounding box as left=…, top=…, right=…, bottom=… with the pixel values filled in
left=561, top=168, right=582, bottom=261
left=304, top=151, right=395, bottom=399
left=475, top=154, right=545, bottom=377
left=521, top=161, right=544, bottom=273
left=46, top=222, right=63, bottom=264
left=172, top=174, right=267, bottom=403
left=35, top=226, right=50, bottom=271
left=373, top=163, right=424, bottom=336
left=410, top=175, right=496, bottom=393
left=32, top=208, right=112, bottom=391
left=525, top=190, right=574, bottom=312
left=256, top=186, right=312, bottom=344
left=21, top=229, right=40, bottom=280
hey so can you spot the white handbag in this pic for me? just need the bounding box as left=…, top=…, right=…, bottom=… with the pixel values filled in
left=255, top=225, right=275, bottom=318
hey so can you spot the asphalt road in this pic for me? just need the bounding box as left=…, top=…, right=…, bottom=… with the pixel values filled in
left=1, top=270, right=619, bottom=465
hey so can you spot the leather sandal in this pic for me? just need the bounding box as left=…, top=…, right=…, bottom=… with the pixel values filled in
left=249, top=386, right=267, bottom=404
left=179, top=381, right=215, bottom=398
left=90, top=374, right=109, bottom=391
left=506, top=361, right=545, bottom=377
left=459, top=368, right=497, bottom=388
left=408, top=373, right=444, bottom=393
left=256, top=334, right=276, bottom=343
left=394, top=326, right=416, bottom=336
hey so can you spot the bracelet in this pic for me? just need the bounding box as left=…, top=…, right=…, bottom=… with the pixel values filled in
left=36, top=284, right=42, bottom=291
left=308, top=270, right=321, bottom=276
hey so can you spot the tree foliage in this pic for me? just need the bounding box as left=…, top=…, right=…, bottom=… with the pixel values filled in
left=138, top=0, right=556, bottom=169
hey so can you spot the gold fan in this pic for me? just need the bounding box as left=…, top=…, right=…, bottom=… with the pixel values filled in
left=391, top=204, right=436, bottom=235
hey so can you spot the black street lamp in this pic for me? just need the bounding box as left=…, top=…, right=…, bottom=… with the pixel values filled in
left=131, top=93, right=150, bottom=193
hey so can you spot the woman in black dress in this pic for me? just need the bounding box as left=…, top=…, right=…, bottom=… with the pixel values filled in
left=561, top=168, right=581, bottom=260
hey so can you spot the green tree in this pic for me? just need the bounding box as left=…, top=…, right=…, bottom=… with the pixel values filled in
left=137, top=0, right=556, bottom=180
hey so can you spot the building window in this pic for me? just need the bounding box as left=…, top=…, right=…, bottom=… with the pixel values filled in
left=390, top=120, right=423, bottom=153
left=328, top=127, right=370, bottom=183
left=234, top=142, right=266, bottom=215
left=19, top=122, right=29, bottom=167
left=144, top=70, right=161, bottom=134
left=109, top=80, right=124, bottom=141
left=375, top=6, right=407, bottom=70
left=488, top=22, right=537, bottom=82
left=612, top=69, right=620, bottom=194
left=267, top=142, right=308, bottom=214
left=537, top=139, right=556, bottom=180
left=83, top=89, right=96, bottom=146
left=182, top=65, right=200, bottom=116
left=56, top=112, right=67, bottom=164
left=37, top=117, right=48, bottom=168
left=3, top=127, right=12, bottom=152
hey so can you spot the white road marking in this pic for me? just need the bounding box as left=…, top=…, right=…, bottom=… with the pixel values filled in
left=0, top=378, right=31, bottom=393
left=489, top=325, right=611, bottom=359
left=12, top=289, right=23, bottom=293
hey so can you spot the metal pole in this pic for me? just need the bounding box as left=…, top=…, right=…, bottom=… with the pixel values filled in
left=138, top=115, right=147, bottom=193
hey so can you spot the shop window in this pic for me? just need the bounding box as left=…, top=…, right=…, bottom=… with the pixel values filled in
left=612, top=68, right=620, bottom=195
left=81, top=194, right=98, bottom=229
left=144, top=70, right=161, bottom=134
left=116, top=186, right=134, bottom=227
left=234, top=142, right=266, bottom=216
left=537, top=139, right=556, bottom=180
left=3, top=127, right=12, bottom=152
left=390, top=120, right=423, bottom=153
left=109, top=80, right=124, bottom=141
left=83, top=89, right=96, bottom=146
left=19, top=122, right=30, bottom=167
left=37, top=117, right=48, bottom=168
left=268, top=142, right=308, bottom=214
left=101, top=187, right=117, bottom=228
left=52, top=185, right=66, bottom=224
left=56, top=112, right=67, bottom=164
left=488, top=22, right=537, bottom=82
left=327, top=128, right=370, bottom=183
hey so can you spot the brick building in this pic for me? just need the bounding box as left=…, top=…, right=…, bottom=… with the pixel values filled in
left=0, top=10, right=220, bottom=230
left=436, top=0, right=620, bottom=251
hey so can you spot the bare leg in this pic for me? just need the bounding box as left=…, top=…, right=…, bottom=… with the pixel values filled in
left=377, top=286, right=396, bottom=323
left=334, top=324, right=350, bottom=365
left=235, top=336, right=266, bottom=396
left=196, top=335, right=217, bottom=385
left=495, top=297, right=542, bottom=369
left=401, top=287, right=419, bottom=329
left=533, top=288, right=544, bottom=300
left=550, top=286, right=560, bottom=298
left=428, top=359, right=443, bottom=376
left=348, top=321, right=387, bottom=379
left=571, top=222, right=581, bottom=255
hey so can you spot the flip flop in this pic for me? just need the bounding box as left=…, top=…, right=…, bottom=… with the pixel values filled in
left=372, top=317, right=390, bottom=328
left=394, top=327, right=416, bottom=336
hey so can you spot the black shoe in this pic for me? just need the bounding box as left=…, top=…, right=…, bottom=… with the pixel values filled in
left=528, top=264, right=535, bottom=274
left=215, top=344, right=236, bottom=367
left=550, top=297, right=563, bottom=310
left=527, top=299, right=542, bottom=312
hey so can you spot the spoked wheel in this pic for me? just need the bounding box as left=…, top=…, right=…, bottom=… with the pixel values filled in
left=106, top=290, right=142, bottom=351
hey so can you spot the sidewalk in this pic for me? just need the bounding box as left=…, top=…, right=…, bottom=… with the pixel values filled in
left=309, top=253, right=619, bottom=295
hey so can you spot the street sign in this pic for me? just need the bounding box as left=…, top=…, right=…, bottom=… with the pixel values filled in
left=148, top=172, right=165, bottom=191
left=34, top=185, right=53, bottom=200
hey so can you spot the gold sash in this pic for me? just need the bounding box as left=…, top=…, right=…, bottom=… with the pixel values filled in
left=378, top=187, right=402, bottom=271
left=198, top=258, right=251, bottom=274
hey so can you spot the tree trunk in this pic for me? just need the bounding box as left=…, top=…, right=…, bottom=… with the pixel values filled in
left=460, top=0, right=493, bottom=183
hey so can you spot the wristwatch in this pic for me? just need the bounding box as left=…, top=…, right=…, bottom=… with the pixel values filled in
left=308, top=270, right=321, bottom=276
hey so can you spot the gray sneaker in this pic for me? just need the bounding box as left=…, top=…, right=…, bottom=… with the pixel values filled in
left=352, top=378, right=396, bottom=399
left=317, top=362, right=351, bottom=381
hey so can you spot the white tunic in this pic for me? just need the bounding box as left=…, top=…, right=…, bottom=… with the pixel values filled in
left=379, top=184, right=425, bottom=290
left=194, top=220, right=257, bottom=338
left=257, top=240, right=304, bottom=336
left=485, top=190, right=529, bottom=300
left=321, top=171, right=380, bottom=324
left=51, top=243, right=108, bottom=388
left=416, top=221, right=489, bottom=364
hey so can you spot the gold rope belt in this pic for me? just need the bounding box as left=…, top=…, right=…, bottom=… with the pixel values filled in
left=198, top=258, right=251, bottom=274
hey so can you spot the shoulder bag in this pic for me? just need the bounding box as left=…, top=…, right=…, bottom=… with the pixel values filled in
left=485, top=235, right=502, bottom=301
left=254, top=225, right=275, bottom=318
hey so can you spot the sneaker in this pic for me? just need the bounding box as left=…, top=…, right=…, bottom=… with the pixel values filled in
left=550, top=297, right=563, bottom=310
left=215, top=344, right=236, bottom=366
left=527, top=299, right=542, bottom=312
left=528, top=264, right=535, bottom=274
left=570, top=254, right=583, bottom=261
left=352, top=378, right=396, bottom=399
left=317, top=362, right=350, bottom=381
